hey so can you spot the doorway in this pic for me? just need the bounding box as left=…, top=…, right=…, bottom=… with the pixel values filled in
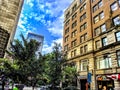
left=80, top=79, right=87, bottom=90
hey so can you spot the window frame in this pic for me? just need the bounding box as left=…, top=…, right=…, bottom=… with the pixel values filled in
left=102, top=37, right=108, bottom=46
left=115, top=32, right=120, bottom=41
left=80, top=60, right=88, bottom=71
left=113, top=16, right=120, bottom=26
left=110, top=2, right=118, bottom=11
left=116, top=50, right=120, bottom=67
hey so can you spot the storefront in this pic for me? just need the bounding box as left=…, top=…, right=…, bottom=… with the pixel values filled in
left=96, top=75, right=114, bottom=90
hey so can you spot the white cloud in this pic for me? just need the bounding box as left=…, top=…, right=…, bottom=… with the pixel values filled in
left=46, top=14, right=64, bottom=37
left=26, top=0, right=34, bottom=7
left=36, top=0, right=73, bottom=37
left=42, top=37, right=63, bottom=54
left=17, top=13, right=27, bottom=31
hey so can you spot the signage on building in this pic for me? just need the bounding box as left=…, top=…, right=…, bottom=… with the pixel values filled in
left=87, top=73, right=92, bottom=83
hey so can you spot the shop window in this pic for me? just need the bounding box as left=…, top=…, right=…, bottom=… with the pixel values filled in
left=110, top=2, right=118, bottom=11
left=102, top=37, right=108, bottom=46
left=117, top=51, right=120, bottom=67
left=116, top=32, right=120, bottom=41
left=80, top=60, right=88, bottom=71
left=113, top=16, right=120, bottom=26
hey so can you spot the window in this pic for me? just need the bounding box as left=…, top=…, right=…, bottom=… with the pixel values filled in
left=101, top=24, right=106, bottom=32
left=91, top=0, right=95, bottom=3
left=94, top=15, right=99, bottom=23
left=111, top=2, right=118, bottom=11
left=116, top=32, right=120, bottom=41
left=80, top=4, right=86, bottom=12
left=117, top=51, right=120, bottom=67
left=65, top=27, right=69, bottom=34
left=71, top=30, right=77, bottom=38
left=71, top=49, right=76, bottom=57
left=80, top=46, right=83, bottom=54
left=94, top=27, right=100, bottom=36
left=64, top=44, right=69, bottom=51
left=72, top=21, right=77, bottom=28
left=65, top=35, right=69, bottom=42
left=71, top=39, right=77, bottom=47
left=102, top=37, right=108, bottom=46
left=80, top=13, right=86, bottom=22
left=72, top=13, right=77, bottom=20
left=72, top=4, right=77, bottom=12
left=94, top=11, right=104, bottom=23
left=80, top=22, right=87, bottom=32
left=94, top=24, right=106, bottom=36
left=98, top=1, right=103, bottom=8
left=100, top=12, right=104, bottom=19
left=118, top=0, right=120, bottom=5
left=96, top=55, right=112, bottom=69
left=80, top=60, right=88, bottom=71
left=66, top=11, right=70, bottom=19
left=95, top=40, right=100, bottom=49
left=80, top=33, right=87, bottom=43
left=93, top=1, right=103, bottom=12
left=113, top=16, right=120, bottom=26
left=84, top=45, right=88, bottom=53
left=80, top=0, right=83, bottom=3
left=65, top=20, right=70, bottom=26
left=93, top=5, right=98, bottom=12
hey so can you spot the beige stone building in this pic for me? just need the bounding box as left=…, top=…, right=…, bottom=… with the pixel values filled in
left=0, top=0, right=24, bottom=58
left=63, top=0, right=120, bottom=90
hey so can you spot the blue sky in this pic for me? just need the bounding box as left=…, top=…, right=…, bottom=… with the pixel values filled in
left=15, top=0, right=73, bottom=54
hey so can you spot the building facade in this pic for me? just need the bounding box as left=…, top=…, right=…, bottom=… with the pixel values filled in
left=0, top=0, right=24, bottom=58
left=27, top=32, right=44, bottom=56
left=63, top=0, right=120, bottom=90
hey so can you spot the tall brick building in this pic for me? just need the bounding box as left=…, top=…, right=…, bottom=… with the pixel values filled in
left=0, top=0, right=24, bottom=58
left=63, top=0, right=120, bottom=90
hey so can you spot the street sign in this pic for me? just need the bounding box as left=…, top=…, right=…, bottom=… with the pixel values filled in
left=87, top=73, right=92, bottom=83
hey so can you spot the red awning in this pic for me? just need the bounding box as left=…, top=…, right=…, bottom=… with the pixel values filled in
left=106, top=74, right=120, bottom=81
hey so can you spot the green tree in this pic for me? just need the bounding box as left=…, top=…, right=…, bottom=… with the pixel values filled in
left=43, top=43, right=65, bottom=89
left=62, top=63, right=78, bottom=88
left=6, top=34, right=44, bottom=90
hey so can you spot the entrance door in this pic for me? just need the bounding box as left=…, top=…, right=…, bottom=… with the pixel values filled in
left=80, top=79, right=87, bottom=90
